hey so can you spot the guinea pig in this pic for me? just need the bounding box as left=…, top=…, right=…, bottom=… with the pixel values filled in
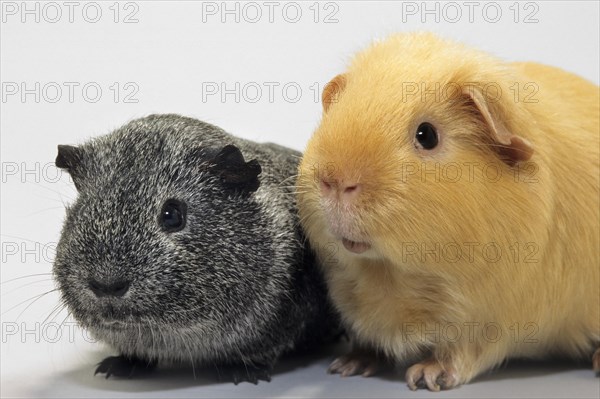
left=297, top=32, right=599, bottom=391
left=53, top=113, right=341, bottom=384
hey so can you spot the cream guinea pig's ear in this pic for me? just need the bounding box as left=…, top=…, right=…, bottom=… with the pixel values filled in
left=322, top=74, right=347, bottom=112
left=464, top=87, right=534, bottom=165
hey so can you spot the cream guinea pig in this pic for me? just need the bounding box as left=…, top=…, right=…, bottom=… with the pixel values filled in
left=296, top=32, right=599, bottom=391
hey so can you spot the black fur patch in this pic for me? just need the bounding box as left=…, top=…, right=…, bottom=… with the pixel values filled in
left=209, top=144, right=262, bottom=193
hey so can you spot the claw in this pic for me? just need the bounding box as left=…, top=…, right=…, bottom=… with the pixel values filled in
left=218, top=363, right=272, bottom=384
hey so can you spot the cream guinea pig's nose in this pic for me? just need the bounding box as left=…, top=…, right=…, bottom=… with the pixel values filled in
left=319, top=179, right=362, bottom=202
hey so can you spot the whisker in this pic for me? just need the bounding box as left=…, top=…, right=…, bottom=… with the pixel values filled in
left=48, top=299, right=69, bottom=326
left=57, top=310, right=73, bottom=331
left=27, top=182, right=75, bottom=202
left=15, top=289, right=59, bottom=320
left=1, top=288, right=59, bottom=318
left=1, top=273, right=53, bottom=286
left=31, top=194, right=70, bottom=206
left=42, top=301, right=66, bottom=327
left=277, top=174, right=299, bottom=187
left=25, top=206, right=65, bottom=218
left=1, top=278, right=55, bottom=296
left=1, top=234, right=53, bottom=246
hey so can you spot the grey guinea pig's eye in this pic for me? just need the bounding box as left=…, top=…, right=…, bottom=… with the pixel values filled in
left=415, top=122, right=439, bottom=150
left=159, top=199, right=187, bottom=232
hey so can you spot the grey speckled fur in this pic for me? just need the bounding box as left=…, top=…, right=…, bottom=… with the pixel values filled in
left=53, top=114, right=341, bottom=380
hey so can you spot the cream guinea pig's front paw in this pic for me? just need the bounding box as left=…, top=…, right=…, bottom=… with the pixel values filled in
left=328, top=352, right=379, bottom=377
left=405, top=358, right=461, bottom=392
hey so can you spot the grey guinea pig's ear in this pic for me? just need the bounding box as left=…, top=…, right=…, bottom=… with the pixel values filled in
left=56, top=145, right=81, bottom=170
left=208, top=144, right=262, bottom=193
left=56, top=145, right=83, bottom=189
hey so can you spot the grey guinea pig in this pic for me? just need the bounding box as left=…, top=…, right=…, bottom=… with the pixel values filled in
left=53, top=114, right=342, bottom=384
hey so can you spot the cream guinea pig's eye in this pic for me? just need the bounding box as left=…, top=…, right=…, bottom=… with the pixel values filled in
left=415, top=122, right=439, bottom=150
left=159, top=199, right=187, bottom=232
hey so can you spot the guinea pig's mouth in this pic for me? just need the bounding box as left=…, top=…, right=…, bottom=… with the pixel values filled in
left=341, top=238, right=371, bottom=254
left=90, top=312, right=157, bottom=329
left=85, top=306, right=137, bottom=326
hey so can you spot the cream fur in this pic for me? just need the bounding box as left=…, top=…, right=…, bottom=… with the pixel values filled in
left=297, top=32, right=600, bottom=389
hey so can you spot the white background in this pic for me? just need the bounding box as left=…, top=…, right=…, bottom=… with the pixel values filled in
left=1, top=1, right=599, bottom=398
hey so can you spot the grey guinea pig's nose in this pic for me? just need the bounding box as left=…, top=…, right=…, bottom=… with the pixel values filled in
left=88, top=279, right=131, bottom=298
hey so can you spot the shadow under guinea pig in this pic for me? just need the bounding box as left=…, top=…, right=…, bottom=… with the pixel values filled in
left=27, top=347, right=598, bottom=398
left=36, top=342, right=354, bottom=395
left=468, top=357, right=593, bottom=384
left=384, top=357, right=592, bottom=387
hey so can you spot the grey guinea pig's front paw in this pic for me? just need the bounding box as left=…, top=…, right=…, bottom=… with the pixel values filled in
left=216, top=363, right=272, bottom=385
left=94, top=355, right=157, bottom=379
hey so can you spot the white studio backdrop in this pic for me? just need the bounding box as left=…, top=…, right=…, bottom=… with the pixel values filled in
left=1, top=1, right=599, bottom=398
